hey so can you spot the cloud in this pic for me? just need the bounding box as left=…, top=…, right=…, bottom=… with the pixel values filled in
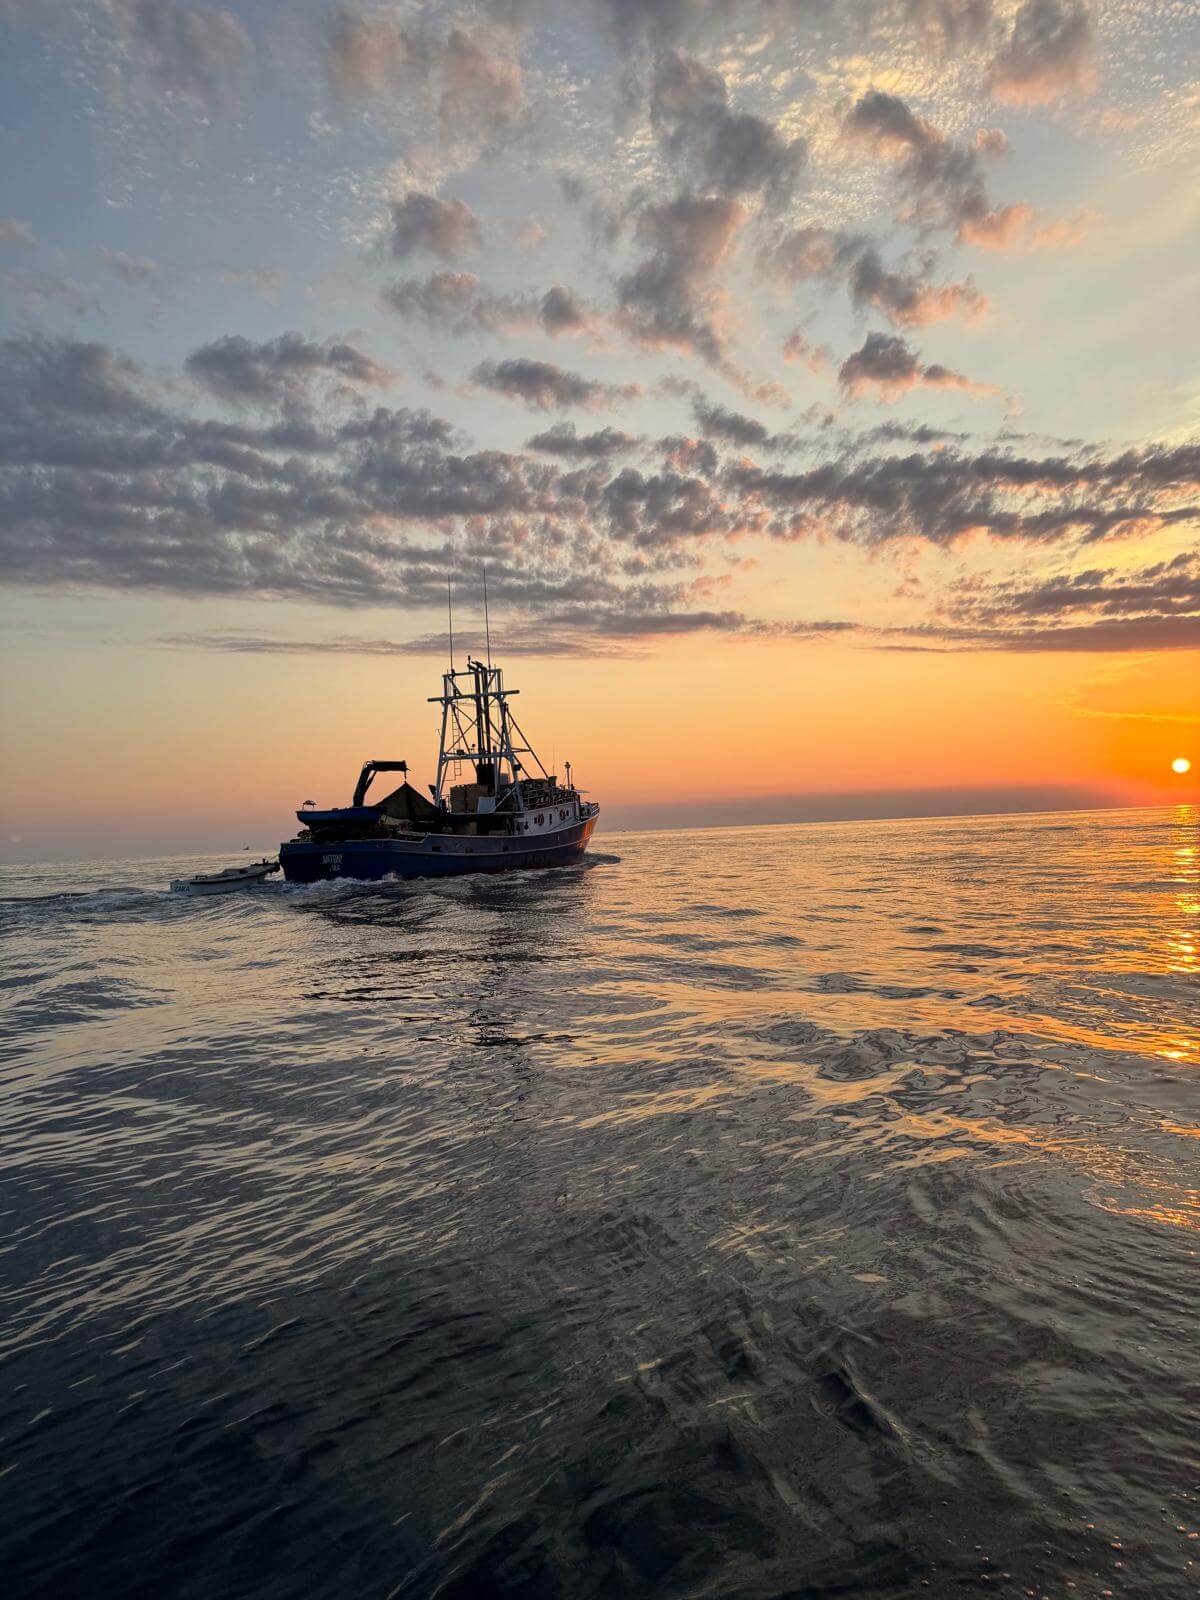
left=321, top=4, right=418, bottom=97
left=383, top=272, right=596, bottom=340
left=955, top=201, right=1037, bottom=250
left=321, top=10, right=523, bottom=144
left=838, top=333, right=996, bottom=402
left=590, top=0, right=1000, bottom=60
left=388, top=193, right=481, bottom=261
left=922, top=550, right=1200, bottom=651
left=471, top=358, right=640, bottom=411
left=3, top=337, right=1196, bottom=624
left=865, top=419, right=967, bottom=445
left=384, top=272, right=528, bottom=335
left=989, top=0, right=1096, bottom=107
left=539, top=284, right=591, bottom=337
left=616, top=193, right=746, bottom=366
left=588, top=0, right=720, bottom=52
left=0, top=217, right=36, bottom=248
left=691, top=397, right=770, bottom=447
left=525, top=422, right=640, bottom=458
left=597, top=462, right=742, bottom=545
left=764, top=226, right=985, bottom=327
left=891, top=617, right=1200, bottom=652
left=902, top=0, right=994, bottom=50
left=110, top=0, right=255, bottom=111
left=515, top=218, right=546, bottom=251
left=1, top=335, right=155, bottom=423
left=843, top=89, right=1039, bottom=250
left=1025, top=211, right=1095, bottom=249
left=848, top=245, right=985, bottom=326
left=726, top=441, right=1200, bottom=546
left=656, top=434, right=720, bottom=477
left=0, top=340, right=575, bottom=602
left=438, top=25, right=524, bottom=146
left=535, top=606, right=850, bottom=642
left=975, top=128, right=1008, bottom=158
left=782, top=329, right=829, bottom=372
left=984, top=554, right=1200, bottom=621
left=162, top=628, right=635, bottom=659
left=159, top=606, right=835, bottom=660
left=956, top=202, right=1094, bottom=251
left=0, top=9, right=1193, bottom=686
left=649, top=48, right=805, bottom=204
left=765, top=225, right=840, bottom=281
left=185, top=332, right=393, bottom=405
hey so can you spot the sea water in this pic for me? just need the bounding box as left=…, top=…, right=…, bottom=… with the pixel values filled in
left=2, top=808, right=1198, bottom=1598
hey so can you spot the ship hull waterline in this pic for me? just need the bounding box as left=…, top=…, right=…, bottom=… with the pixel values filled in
left=279, top=813, right=598, bottom=883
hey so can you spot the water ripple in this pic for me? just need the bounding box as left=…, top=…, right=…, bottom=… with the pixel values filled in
left=1, top=808, right=1198, bottom=1598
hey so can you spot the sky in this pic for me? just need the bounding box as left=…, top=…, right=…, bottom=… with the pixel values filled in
left=0, top=0, right=1198, bottom=859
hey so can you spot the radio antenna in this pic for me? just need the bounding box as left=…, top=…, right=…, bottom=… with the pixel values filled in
left=482, top=563, right=492, bottom=668
left=447, top=578, right=455, bottom=672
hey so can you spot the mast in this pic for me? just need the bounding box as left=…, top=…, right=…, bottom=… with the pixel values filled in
left=428, top=657, right=545, bottom=812
left=426, top=577, right=556, bottom=815
left=482, top=564, right=492, bottom=668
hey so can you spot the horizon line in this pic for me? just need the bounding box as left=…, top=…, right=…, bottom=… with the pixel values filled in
left=2, top=798, right=1195, bottom=869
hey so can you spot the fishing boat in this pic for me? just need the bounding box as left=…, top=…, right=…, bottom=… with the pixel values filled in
left=171, top=859, right=280, bottom=895
left=278, top=653, right=599, bottom=883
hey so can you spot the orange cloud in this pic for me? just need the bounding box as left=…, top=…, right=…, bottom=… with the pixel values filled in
left=960, top=203, right=1096, bottom=252
left=838, top=333, right=998, bottom=403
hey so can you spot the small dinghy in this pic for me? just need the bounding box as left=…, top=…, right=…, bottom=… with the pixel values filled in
left=170, top=859, right=280, bottom=895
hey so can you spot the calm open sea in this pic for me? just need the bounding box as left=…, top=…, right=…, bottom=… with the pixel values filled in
left=2, top=808, right=1198, bottom=1599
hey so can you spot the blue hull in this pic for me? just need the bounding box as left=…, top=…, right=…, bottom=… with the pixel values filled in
left=279, top=814, right=597, bottom=883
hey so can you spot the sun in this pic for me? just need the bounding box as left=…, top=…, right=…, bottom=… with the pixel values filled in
left=1172, top=757, right=1192, bottom=775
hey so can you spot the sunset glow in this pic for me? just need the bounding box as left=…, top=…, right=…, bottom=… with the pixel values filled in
left=0, top=2, right=1197, bottom=858
left=1173, top=758, right=1193, bottom=775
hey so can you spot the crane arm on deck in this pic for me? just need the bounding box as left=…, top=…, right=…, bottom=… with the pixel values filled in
left=353, top=760, right=408, bottom=807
